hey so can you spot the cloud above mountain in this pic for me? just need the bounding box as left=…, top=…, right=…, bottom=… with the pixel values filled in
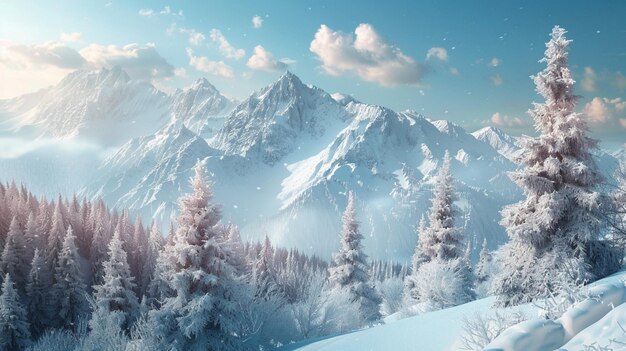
left=247, top=45, right=289, bottom=72
left=186, top=48, right=234, bottom=78
left=310, top=23, right=427, bottom=87
left=0, top=39, right=180, bottom=98
left=0, top=41, right=86, bottom=69
left=80, top=43, right=175, bottom=80
left=209, top=29, right=245, bottom=60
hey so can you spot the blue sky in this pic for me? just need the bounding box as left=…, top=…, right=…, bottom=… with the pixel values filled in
left=1, top=0, right=625, bottom=145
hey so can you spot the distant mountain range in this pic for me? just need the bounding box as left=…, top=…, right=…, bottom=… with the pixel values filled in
left=0, top=66, right=234, bottom=145
left=1, top=68, right=622, bottom=262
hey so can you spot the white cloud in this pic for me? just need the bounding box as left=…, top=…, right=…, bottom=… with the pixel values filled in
left=186, top=48, right=233, bottom=78
left=174, top=67, right=187, bottom=77
left=139, top=6, right=183, bottom=18
left=60, top=32, right=83, bottom=43
left=0, top=41, right=86, bottom=69
left=489, top=57, right=501, bottom=67
left=252, top=15, right=263, bottom=29
left=584, top=97, right=626, bottom=129
left=578, top=67, right=626, bottom=92
left=584, top=97, right=609, bottom=123
left=188, top=31, right=205, bottom=46
left=614, top=72, right=626, bottom=90
left=247, top=45, right=288, bottom=72
left=0, top=40, right=177, bottom=97
left=581, top=66, right=597, bottom=92
left=165, top=23, right=205, bottom=46
left=310, top=23, right=426, bottom=87
left=490, top=112, right=525, bottom=127
left=79, top=43, right=175, bottom=80
left=209, top=29, right=245, bottom=60
left=449, top=67, right=459, bottom=75
left=138, top=9, right=154, bottom=17
left=490, top=74, right=504, bottom=86
left=160, top=6, right=171, bottom=15
left=426, top=47, right=448, bottom=62
left=609, top=97, right=626, bottom=112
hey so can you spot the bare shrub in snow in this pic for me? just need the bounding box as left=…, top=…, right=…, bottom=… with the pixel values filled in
left=379, top=276, right=405, bottom=317
left=533, top=272, right=590, bottom=319
left=460, top=311, right=527, bottom=350
left=412, top=258, right=475, bottom=310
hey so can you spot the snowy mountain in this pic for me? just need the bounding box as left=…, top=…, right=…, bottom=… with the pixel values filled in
left=0, top=67, right=169, bottom=145
left=211, top=71, right=350, bottom=165
left=82, top=72, right=533, bottom=262
left=0, top=67, right=235, bottom=146
left=168, top=77, right=235, bottom=137
left=471, top=126, right=522, bottom=161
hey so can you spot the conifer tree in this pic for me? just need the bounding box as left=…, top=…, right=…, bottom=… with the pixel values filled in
left=475, top=239, right=492, bottom=284
left=52, top=226, right=88, bottom=329
left=493, top=26, right=616, bottom=306
left=0, top=217, right=28, bottom=288
left=404, top=154, right=475, bottom=308
left=25, top=249, right=49, bottom=337
left=89, top=208, right=110, bottom=285
left=420, top=152, right=463, bottom=260
left=92, top=229, right=139, bottom=330
left=149, top=161, right=241, bottom=350
left=0, top=274, right=31, bottom=351
left=328, top=191, right=381, bottom=324
left=139, top=223, right=163, bottom=297
left=23, top=213, right=40, bottom=260
left=253, top=235, right=278, bottom=299
left=46, top=201, right=66, bottom=271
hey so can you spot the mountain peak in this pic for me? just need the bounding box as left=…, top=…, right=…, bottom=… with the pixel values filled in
left=331, top=92, right=359, bottom=106
left=100, top=65, right=131, bottom=83
left=432, top=119, right=466, bottom=135
left=275, top=70, right=303, bottom=87
left=190, top=77, right=218, bottom=92
left=472, top=126, right=516, bottom=142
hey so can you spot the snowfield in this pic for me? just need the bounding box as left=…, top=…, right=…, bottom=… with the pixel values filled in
left=285, top=270, right=626, bottom=351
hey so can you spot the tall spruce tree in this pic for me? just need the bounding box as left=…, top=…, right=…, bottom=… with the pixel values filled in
left=25, top=249, right=49, bottom=338
left=420, top=152, right=463, bottom=260
left=253, top=235, right=278, bottom=299
left=403, top=153, right=475, bottom=308
left=149, top=161, right=241, bottom=350
left=0, top=274, right=31, bottom=351
left=46, top=201, right=66, bottom=272
left=92, top=229, right=139, bottom=330
left=492, top=26, right=617, bottom=306
left=0, top=217, right=29, bottom=288
left=328, top=191, right=381, bottom=324
left=52, top=226, right=88, bottom=329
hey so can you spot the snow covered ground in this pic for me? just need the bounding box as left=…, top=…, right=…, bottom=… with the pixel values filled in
left=284, top=270, right=626, bottom=351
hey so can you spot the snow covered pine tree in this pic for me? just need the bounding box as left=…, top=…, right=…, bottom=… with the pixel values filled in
left=328, top=191, right=382, bottom=325
left=0, top=275, right=31, bottom=351
left=148, top=160, right=241, bottom=350
left=404, top=151, right=475, bottom=310
left=493, top=26, right=619, bottom=306
left=92, top=229, right=140, bottom=330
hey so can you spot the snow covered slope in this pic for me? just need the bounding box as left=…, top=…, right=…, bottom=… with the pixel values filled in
left=285, top=271, right=626, bottom=351
left=0, top=67, right=235, bottom=146
left=83, top=72, right=529, bottom=262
